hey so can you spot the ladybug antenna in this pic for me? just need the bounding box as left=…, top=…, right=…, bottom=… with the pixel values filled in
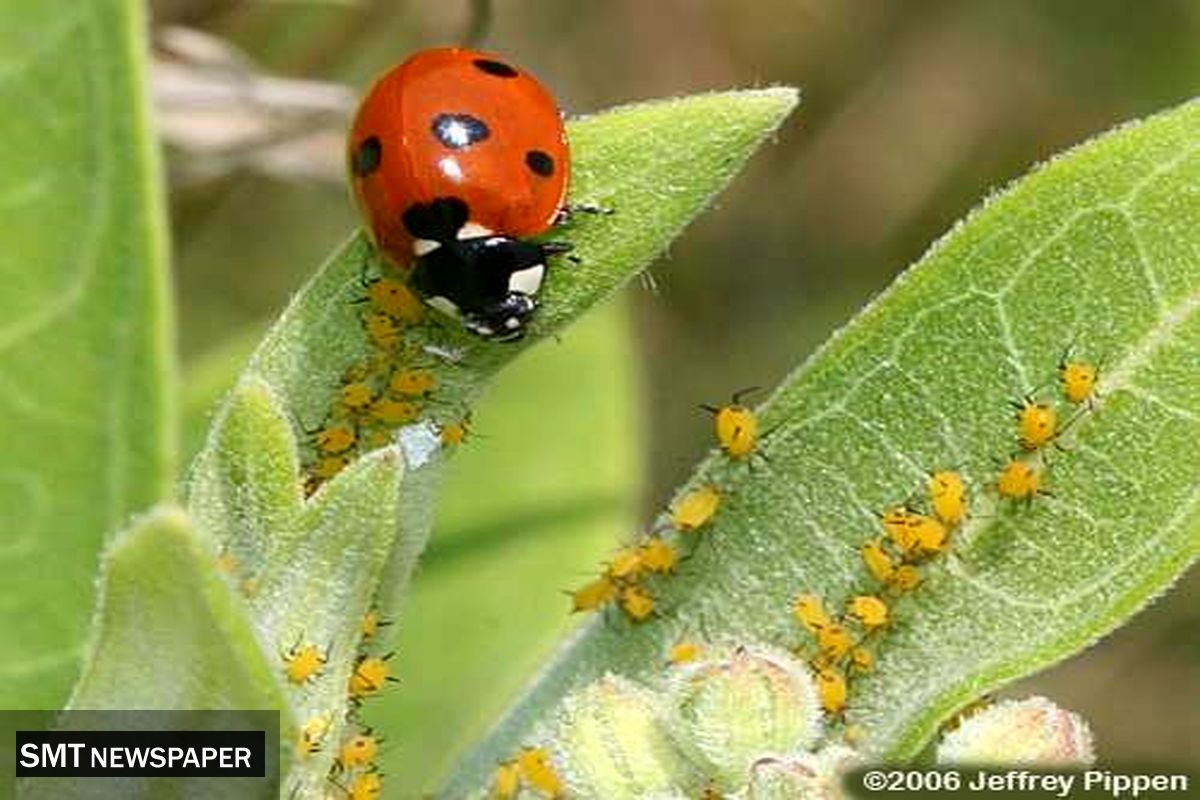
left=462, top=0, right=493, bottom=47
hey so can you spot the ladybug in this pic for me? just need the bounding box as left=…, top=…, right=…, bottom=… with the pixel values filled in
left=348, top=47, right=573, bottom=342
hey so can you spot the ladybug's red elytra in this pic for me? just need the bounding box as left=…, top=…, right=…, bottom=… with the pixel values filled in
left=348, top=47, right=575, bottom=341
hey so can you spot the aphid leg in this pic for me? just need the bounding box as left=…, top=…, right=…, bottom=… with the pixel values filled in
left=731, top=386, right=763, bottom=405
left=638, top=270, right=660, bottom=294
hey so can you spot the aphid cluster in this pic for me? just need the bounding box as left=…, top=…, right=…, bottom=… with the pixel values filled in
left=286, top=607, right=397, bottom=798
left=792, top=468, right=966, bottom=717
left=302, top=269, right=475, bottom=495
left=790, top=348, right=1102, bottom=721
left=568, top=482, right=725, bottom=623
left=565, top=390, right=770, bottom=624
left=491, top=350, right=1103, bottom=789
left=995, top=347, right=1100, bottom=503
left=493, top=746, right=566, bottom=799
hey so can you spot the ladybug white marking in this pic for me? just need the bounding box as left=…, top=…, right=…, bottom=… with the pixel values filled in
left=507, top=264, right=545, bottom=296
left=437, top=156, right=464, bottom=181
left=457, top=222, right=494, bottom=240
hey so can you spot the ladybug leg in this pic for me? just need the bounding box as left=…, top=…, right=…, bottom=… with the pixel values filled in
left=570, top=202, right=615, bottom=215
left=463, top=294, right=536, bottom=342
left=541, top=240, right=580, bottom=265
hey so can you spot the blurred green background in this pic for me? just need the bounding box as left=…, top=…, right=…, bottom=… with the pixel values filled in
left=154, top=0, right=1199, bottom=793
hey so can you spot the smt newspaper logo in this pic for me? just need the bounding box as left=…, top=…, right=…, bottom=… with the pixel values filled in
left=16, top=730, right=263, bottom=777
left=2, top=710, right=279, bottom=799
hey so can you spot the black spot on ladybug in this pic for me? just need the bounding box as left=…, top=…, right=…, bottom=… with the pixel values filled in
left=525, top=150, right=555, bottom=177
left=403, top=197, right=471, bottom=242
left=353, top=136, right=382, bottom=177
left=473, top=59, right=518, bottom=78
left=432, top=113, right=491, bottom=150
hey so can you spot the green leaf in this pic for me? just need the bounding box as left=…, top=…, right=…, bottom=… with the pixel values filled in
left=174, top=88, right=796, bottom=791
left=443, top=99, right=1200, bottom=793
left=68, top=506, right=286, bottom=713
left=0, top=0, right=174, bottom=706
left=189, top=378, right=407, bottom=794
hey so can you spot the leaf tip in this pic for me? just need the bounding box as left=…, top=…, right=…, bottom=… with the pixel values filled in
left=108, top=504, right=192, bottom=555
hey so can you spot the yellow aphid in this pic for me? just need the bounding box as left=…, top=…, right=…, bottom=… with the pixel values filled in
left=364, top=311, right=402, bottom=350
left=517, top=747, right=565, bottom=798
left=929, top=470, right=968, bottom=526
left=361, top=609, right=389, bottom=642
left=367, top=277, right=423, bottom=323
left=440, top=419, right=471, bottom=447
left=1013, top=397, right=1058, bottom=451
left=889, top=564, right=923, bottom=593
left=316, top=424, right=357, bottom=456
left=843, top=724, right=867, bottom=746
left=284, top=643, right=325, bottom=685
left=343, top=362, right=371, bottom=384
left=815, top=622, right=854, bottom=661
left=619, top=585, right=656, bottom=622
left=347, top=770, right=383, bottom=800
left=847, top=595, right=890, bottom=630
left=370, top=398, right=421, bottom=426
left=361, top=610, right=379, bottom=640
left=792, top=593, right=832, bottom=632
left=669, top=641, right=703, bottom=665
left=363, top=428, right=393, bottom=449
left=312, top=455, right=350, bottom=481
left=671, top=484, right=721, bottom=532
left=389, top=369, right=437, bottom=397
left=340, top=381, right=376, bottom=412
left=1059, top=359, right=1098, bottom=405
left=639, top=538, right=679, bottom=573
left=882, top=508, right=947, bottom=556
left=608, top=547, right=644, bottom=580
left=297, top=713, right=332, bottom=758
left=880, top=507, right=920, bottom=552
left=861, top=539, right=896, bottom=584
left=215, top=551, right=238, bottom=576
left=708, top=402, right=760, bottom=459
left=570, top=576, right=617, bottom=613
left=816, top=667, right=848, bottom=715
left=494, top=760, right=521, bottom=798
left=349, top=654, right=395, bottom=699
left=338, top=731, right=380, bottom=769
left=997, top=458, right=1044, bottom=501
left=850, top=647, right=875, bottom=673
left=910, top=514, right=949, bottom=555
